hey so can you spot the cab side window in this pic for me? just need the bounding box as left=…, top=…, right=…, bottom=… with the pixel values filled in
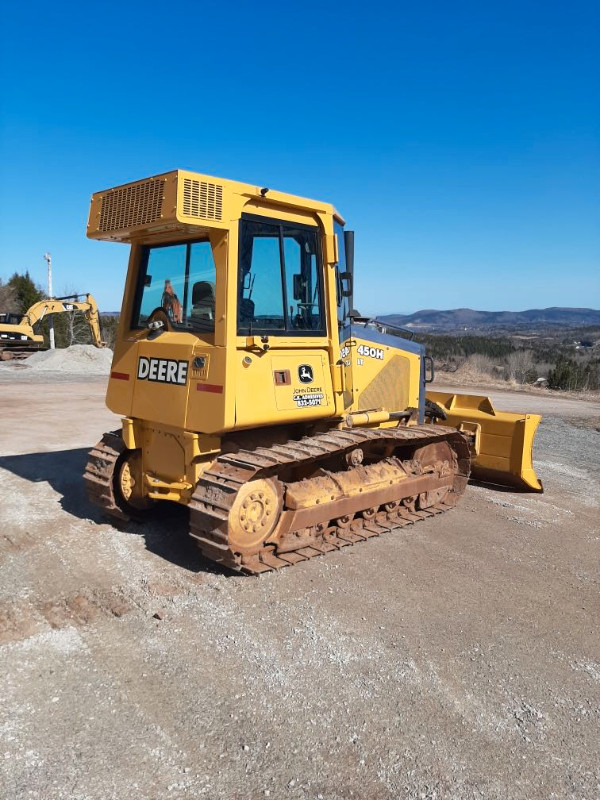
left=135, top=240, right=217, bottom=336
left=239, top=224, right=285, bottom=330
left=334, top=220, right=350, bottom=339
left=237, top=215, right=324, bottom=336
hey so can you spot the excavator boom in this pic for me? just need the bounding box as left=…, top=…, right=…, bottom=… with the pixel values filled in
left=0, top=293, right=105, bottom=355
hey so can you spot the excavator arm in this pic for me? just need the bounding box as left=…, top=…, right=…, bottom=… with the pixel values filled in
left=1, top=294, right=105, bottom=348
left=76, top=294, right=105, bottom=348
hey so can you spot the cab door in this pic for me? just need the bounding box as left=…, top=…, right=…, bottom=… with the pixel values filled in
left=234, top=214, right=334, bottom=429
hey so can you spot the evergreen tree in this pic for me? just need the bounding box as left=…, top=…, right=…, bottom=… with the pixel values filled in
left=546, top=355, right=599, bottom=391
left=0, top=279, right=19, bottom=313
left=8, top=272, right=45, bottom=314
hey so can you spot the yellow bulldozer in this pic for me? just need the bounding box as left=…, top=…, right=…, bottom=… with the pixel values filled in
left=84, top=170, right=542, bottom=573
left=0, top=293, right=105, bottom=359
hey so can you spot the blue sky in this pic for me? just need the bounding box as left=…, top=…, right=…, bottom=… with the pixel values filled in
left=1, top=0, right=598, bottom=314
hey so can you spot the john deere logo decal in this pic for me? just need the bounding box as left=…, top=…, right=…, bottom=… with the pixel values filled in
left=298, top=364, right=313, bottom=384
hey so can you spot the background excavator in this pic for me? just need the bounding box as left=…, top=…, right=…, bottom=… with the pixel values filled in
left=0, top=293, right=105, bottom=359
left=84, top=170, right=542, bottom=574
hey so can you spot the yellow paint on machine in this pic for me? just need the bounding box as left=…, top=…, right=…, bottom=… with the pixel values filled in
left=427, top=391, right=543, bottom=492
left=235, top=346, right=335, bottom=426
left=348, top=337, right=421, bottom=416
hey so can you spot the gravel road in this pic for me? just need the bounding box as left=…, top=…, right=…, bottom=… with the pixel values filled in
left=1, top=377, right=598, bottom=799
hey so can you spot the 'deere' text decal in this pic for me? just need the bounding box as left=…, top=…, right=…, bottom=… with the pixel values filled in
left=137, top=357, right=188, bottom=386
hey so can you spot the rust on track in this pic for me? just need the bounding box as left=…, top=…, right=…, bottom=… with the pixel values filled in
left=188, top=425, right=471, bottom=574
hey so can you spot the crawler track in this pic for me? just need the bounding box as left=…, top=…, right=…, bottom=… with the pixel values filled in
left=0, top=347, right=43, bottom=361
left=83, top=430, right=130, bottom=522
left=84, top=425, right=471, bottom=574
left=189, top=425, right=471, bottom=574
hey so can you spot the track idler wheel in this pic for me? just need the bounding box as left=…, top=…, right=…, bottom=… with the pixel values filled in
left=114, top=449, right=153, bottom=515
left=228, top=478, right=283, bottom=555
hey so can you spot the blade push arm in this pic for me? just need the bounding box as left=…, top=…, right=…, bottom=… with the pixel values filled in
left=427, top=391, right=543, bottom=492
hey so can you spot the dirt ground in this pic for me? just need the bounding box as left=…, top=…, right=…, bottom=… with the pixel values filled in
left=1, top=373, right=599, bottom=800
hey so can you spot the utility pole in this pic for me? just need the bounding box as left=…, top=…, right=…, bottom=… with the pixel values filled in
left=43, top=253, right=55, bottom=349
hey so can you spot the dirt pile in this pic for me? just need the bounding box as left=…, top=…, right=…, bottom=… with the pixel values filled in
left=24, top=345, right=113, bottom=375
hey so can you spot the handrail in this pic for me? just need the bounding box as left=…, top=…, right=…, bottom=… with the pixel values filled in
left=348, top=315, right=416, bottom=341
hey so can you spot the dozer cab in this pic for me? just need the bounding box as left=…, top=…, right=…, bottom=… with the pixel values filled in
left=0, top=293, right=105, bottom=358
left=84, top=170, right=542, bottom=573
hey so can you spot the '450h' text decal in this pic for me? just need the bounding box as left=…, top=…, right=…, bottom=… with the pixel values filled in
left=357, top=344, right=384, bottom=360
left=340, top=344, right=385, bottom=363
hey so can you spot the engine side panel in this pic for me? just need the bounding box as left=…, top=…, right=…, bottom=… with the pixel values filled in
left=342, top=325, right=426, bottom=422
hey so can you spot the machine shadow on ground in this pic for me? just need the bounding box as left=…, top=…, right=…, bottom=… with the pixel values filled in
left=0, top=448, right=538, bottom=578
left=0, top=448, right=229, bottom=576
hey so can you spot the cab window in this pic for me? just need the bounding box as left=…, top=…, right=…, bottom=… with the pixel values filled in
left=134, top=240, right=217, bottom=334
left=237, top=215, right=325, bottom=336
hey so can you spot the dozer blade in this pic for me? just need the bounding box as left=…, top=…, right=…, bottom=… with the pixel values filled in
left=427, top=391, right=543, bottom=493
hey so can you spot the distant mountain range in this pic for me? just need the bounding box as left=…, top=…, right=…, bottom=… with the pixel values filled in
left=377, top=307, right=600, bottom=331
left=100, top=307, right=600, bottom=330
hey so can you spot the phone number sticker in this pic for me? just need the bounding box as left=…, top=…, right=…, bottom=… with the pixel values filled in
left=293, top=388, right=324, bottom=407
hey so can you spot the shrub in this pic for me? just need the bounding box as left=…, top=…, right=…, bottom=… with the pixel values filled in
left=547, top=356, right=600, bottom=391
left=507, top=350, right=535, bottom=384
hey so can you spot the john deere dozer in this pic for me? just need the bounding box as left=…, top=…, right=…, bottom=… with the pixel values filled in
left=84, top=170, right=542, bottom=573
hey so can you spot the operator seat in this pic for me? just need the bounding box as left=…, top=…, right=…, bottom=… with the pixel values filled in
left=191, top=281, right=216, bottom=329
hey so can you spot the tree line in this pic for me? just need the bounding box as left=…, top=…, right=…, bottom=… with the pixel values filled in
left=413, top=332, right=600, bottom=391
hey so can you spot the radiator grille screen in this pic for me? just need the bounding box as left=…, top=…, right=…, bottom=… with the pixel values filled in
left=98, top=180, right=164, bottom=231
left=358, top=355, right=410, bottom=412
left=182, top=179, right=223, bottom=220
